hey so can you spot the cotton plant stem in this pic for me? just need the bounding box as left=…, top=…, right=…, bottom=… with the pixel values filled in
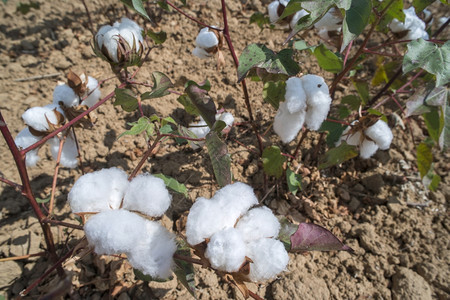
left=48, top=134, right=67, bottom=217
left=342, top=40, right=353, bottom=67
left=220, top=0, right=264, bottom=155
left=0, top=176, right=22, bottom=192
left=128, top=134, right=163, bottom=181
left=42, top=219, right=84, bottom=230
left=0, top=112, right=63, bottom=277
left=71, top=127, right=85, bottom=175
left=79, top=0, right=95, bottom=36
left=291, top=128, right=309, bottom=161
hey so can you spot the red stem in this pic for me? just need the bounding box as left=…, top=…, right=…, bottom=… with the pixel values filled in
left=42, top=218, right=84, bottom=230
left=0, top=176, right=23, bottom=192
left=343, top=40, right=353, bottom=67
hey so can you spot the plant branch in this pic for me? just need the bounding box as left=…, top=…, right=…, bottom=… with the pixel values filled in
left=42, top=218, right=84, bottom=230
left=291, top=128, right=309, bottom=160
left=0, top=176, right=22, bottom=192
left=128, top=134, right=163, bottom=180
left=48, top=134, right=68, bottom=216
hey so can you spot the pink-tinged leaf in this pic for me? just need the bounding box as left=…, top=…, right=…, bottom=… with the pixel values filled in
left=290, top=223, right=354, bottom=253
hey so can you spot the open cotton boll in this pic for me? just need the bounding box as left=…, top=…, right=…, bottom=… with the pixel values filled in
left=290, top=9, right=309, bottom=29
left=188, top=117, right=209, bottom=149
left=304, top=95, right=331, bottom=130
left=365, top=120, right=393, bottom=150
left=195, top=28, right=218, bottom=49
left=127, top=220, right=176, bottom=279
left=192, top=47, right=212, bottom=59
left=44, top=103, right=66, bottom=117
left=186, top=197, right=229, bottom=245
left=15, top=128, right=42, bottom=167
left=49, top=134, right=78, bottom=168
left=236, top=206, right=280, bottom=242
left=284, top=77, right=307, bottom=114
left=122, top=174, right=172, bottom=217
left=53, top=84, right=79, bottom=107
left=82, top=76, right=101, bottom=108
left=216, top=112, right=234, bottom=128
left=118, top=17, right=142, bottom=33
left=213, top=182, right=258, bottom=215
left=301, top=74, right=330, bottom=102
left=22, top=106, right=59, bottom=132
left=68, top=167, right=129, bottom=213
left=314, top=7, right=342, bottom=32
left=205, top=228, right=246, bottom=272
left=268, top=1, right=281, bottom=23
left=247, top=238, right=289, bottom=282
left=102, top=28, right=121, bottom=62
left=359, top=139, right=379, bottom=159
left=84, top=209, right=145, bottom=255
left=389, top=7, right=428, bottom=40
left=339, top=126, right=361, bottom=146
left=274, top=101, right=306, bottom=143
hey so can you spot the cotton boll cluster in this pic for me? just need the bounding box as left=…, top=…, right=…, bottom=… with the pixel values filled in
left=14, top=72, right=101, bottom=168
left=192, top=27, right=220, bottom=59
left=389, top=7, right=429, bottom=40
left=274, top=75, right=332, bottom=143
left=313, top=7, right=343, bottom=41
left=339, top=119, right=393, bottom=159
left=186, top=182, right=289, bottom=281
left=188, top=112, right=234, bottom=149
left=95, top=17, right=144, bottom=65
left=268, top=0, right=309, bottom=30
left=69, top=168, right=176, bottom=279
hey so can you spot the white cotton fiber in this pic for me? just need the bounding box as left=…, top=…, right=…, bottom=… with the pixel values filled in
left=192, top=47, right=212, bottom=59
left=284, top=77, right=306, bottom=114
left=274, top=101, right=306, bottom=143
left=119, top=17, right=142, bottom=33
left=216, top=112, right=234, bottom=129
left=195, top=28, right=218, bottom=49
left=122, top=173, right=171, bottom=217
left=22, top=106, right=59, bottom=132
left=268, top=1, right=281, bottom=23
left=364, top=120, right=393, bottom=150
left=247, top=238, right=289, bottom=282
left=84, top=209, right=146, bottom=255
left=82, top=76, right=101, bottom=108
left=127, top=220, right=176, bottom=279
left=302, top=75, right=332, bottom=131
left=301, top=74, right=330, bottom=102
left=213, top=182, right=258, bottom=216
left=96, top=25, right=113, bottom=50
left=359, top=139, right=379, bottom=159
left=49, top=134, right=78, bottom=168
left=44, top=103, right=66, bottom=117
left=15, top=128, right=42, bottom=167
left=68, top=167, right=129, bottom=213
left=205, top=228, right=246, bottom=272
left=188, top=117, right=209, bottom=149
left=314, top=7, right=342, bottom=32
left=389, top=7, right=428, bottom=40
left=339, top=126, right=361, bottom=146
left=102, top=28, right=120, bottom=62
left=186, top=197, right=227, bottom=245
left=236, top=206, right=280, bottom=242
left=53, top=84, right=79, bottom=107
left=290, top=9, right=309, bottom=30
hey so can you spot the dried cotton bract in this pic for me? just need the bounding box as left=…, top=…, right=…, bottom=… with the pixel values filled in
left=185, top=182, right=289, bottom=282
left=274, top=75, right=331, bottom=143
left=389, top=7, right=429, bottom=40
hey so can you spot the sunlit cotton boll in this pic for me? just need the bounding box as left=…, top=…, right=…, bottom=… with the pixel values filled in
left=68, top=167, right=129, bottom=213
left=193, top=28, right=218, bottom=59
left=301, top=75, right=331, bottom=130
left=127, top=220, right=176, bottom=279
left=268, top=1, right=281, bottom=23
left=284, top=77, right=307, bottom=114
left=205, top=228, right=246, bottom=272
left=213, top=182, right=258, bottom=217
left=247, top=238, right=289, bottom=282
left=188, top=117, right=209, bottom=149
left=274, top=101, right=306, bottom=143
left=14, top=127, right=42, bottom=167
left=236, top=206, right=280, bottom=242
left=122, top=174, right=172, bottom=217
left=22, top=106, right=60, bottom=132
left=364, top=120, right=393, bottom=150
left=53, top=83, right=79, bottom=108
left=49, top=133, right=78, bottom=168
left=314, top=7, right=342, bottom=32
left=359, top=139, right=379, bottom=159
left=389, top=7, right=428, bottom=40
left=84, top=209, right=146, bottom=255
left=81, top=76, right=101, bottom=108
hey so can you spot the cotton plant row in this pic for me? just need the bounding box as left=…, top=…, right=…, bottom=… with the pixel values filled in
left=15, top=72, right=101, bottom=167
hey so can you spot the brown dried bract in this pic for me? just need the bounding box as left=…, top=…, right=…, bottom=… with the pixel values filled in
left=27, top=108, right=66, bottom=137
left=344, top=114, right=380, bottom=144
left=67, top=70, right=88, bottom=97
left=61, top=104, right=97, bottom=129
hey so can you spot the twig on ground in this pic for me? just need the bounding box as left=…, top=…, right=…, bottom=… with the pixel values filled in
left=14, top=73, right=61, bottom=82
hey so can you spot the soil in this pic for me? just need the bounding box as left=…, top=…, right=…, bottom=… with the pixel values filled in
left=0, top=0, right=449, bottom=299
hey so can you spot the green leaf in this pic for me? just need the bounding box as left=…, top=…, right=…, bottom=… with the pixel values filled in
left=373, top=0, right=404, bottom=31
left=279, top=0, right=304, bottom=20
left=133, top=268, right=172, bottom=282
left=417, top=140, right=433, bottom=178
left=36, top=195, right=50, bottom=204
left=367, top=108, right=388, bottom=123
left=173, top=240, right=196, bottom=298
left=185, top=79, right=211, bottom=92
left=442, top=102, right=450, bottom=149
left=185, top=83, right=217, bottom=128
left=263, top=81, right=286, bottom=109
left=403, top=39, right=450, bottom=87
left=141, top=72, right=174, bottom=101
left=153, top=173, right=188, bottom=197
left=118, top=117, right=152, bottom=139
left=120, top=0, right=151, bottom=20
left=206, top=131, right=232, bottom=187
left=262, top=146, right=286, bottom=178
left=16, top=1, right=40, bottom=14
left=114, top=88, right=138, bottom=112
left=237, top=44, right=300, bottom=83
left=286, top=167, right=302, bottom=194
left=277, top=216, right=299, bottom=251
left=406, top=86, right=448, bottom=117
left=250, top=12, right=271, bottom=30
left=352, top=80, right=370, bottom=105
left=423, top=107, right=443, bottom=143
left=147, top=30, right=167, bottom=45
left=341, top=0, right=372, bottom=51
left=159, top=124, right=174, bottom=134
left=412, top=0, right=435, bottom=12
left=341, top=95, right=361, bottom=110
left=427, top=173, right=441, bottom=191
left=319, top=119, right=345, bottom=147
left=293, top=40, right=314, bottom=51
left=177, top=94, right=201, bottom=116
left=211, top=120, right=226, bottom=134
left=157, top=0, right=170, bottom=11
left=319, top=142, right=358, bottom=169
left=313, top=44, right=343, bottom=73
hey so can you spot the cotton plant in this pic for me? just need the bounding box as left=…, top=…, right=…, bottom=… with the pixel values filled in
left=94, top=17, right=145, bottom=69
left=389, top=6, right=429, bottom=40
left=188, top=112, right=234, bottom=149
left=68, top=167, right=176, bottom=279
left=185, top=182, right=289, bottom=282
left=274, top=75, right=332, bottom=143
left=268, top=0, right=309, bottom=30
left=14, top=72, right=101, bottom=168
left=337, top=117, right=393, bottom=159
left=313, top=7, right=343, bottom=41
